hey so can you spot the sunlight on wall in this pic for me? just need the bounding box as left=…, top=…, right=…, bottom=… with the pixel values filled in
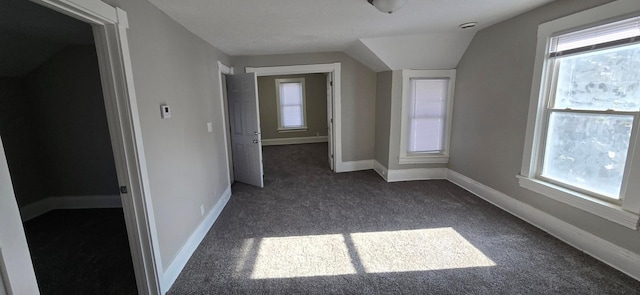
left=251, top=234, right=357, bottom=279
left=350, top=228, right=495, bottom=273
left=248, top=228, right=495, bottom=279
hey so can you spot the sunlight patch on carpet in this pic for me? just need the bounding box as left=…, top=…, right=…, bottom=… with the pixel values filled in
left=250, top=234, right=357, bottom=279
left=247, top=228, right=495, bottom=279
left=350, top=228, right=495, bottom=273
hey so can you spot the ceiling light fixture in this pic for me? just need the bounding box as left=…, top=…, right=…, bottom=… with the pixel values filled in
left=459, top=22, right=478, bottom=29
left=367, top=0, right=408, bottom=14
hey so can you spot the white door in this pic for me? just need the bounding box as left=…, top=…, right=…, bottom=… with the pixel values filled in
left=227, top=73, right=264, bottom=187
left=327, top=73, right=334, bottom=171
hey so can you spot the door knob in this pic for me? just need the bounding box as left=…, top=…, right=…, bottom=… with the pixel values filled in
left=254, top=131, right=261, bottom=135
left=253, top=139, right=259, bottom=144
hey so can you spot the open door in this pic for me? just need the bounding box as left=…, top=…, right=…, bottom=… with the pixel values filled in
left=227, top=73, right=264, bottom=188
left=327, top=73, right=334, bottom=171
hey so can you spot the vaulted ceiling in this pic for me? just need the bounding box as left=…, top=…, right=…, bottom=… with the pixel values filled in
left=148, top=0, right=555, bottom=71
left=0, top=0, right=93, bottom=77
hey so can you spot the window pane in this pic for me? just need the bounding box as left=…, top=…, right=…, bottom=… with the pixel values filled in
left=408, top=79, right=448, bottom=153
left=409, top=118, right=444, bottom=153
left=553, top=43, right=640, bottom=111
left=282, top=106, right=303, bottom=127
left=553, top=16, right=640, bottom=53
left=280, top=82, right=302, bottom=105
left=542, top=112, right=633, bottom=199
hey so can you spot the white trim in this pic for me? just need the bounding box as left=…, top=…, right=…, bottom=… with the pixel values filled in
left=0, top=249, right=11, bottom=295
left=217, top=60, right=233, bottom=75
left=261, top=136, right=328, bottom=146
left=20, top=195, right=122, bottom=222
left=373, top=160, right=448, bottom=182
left=161, top=187, right=231, bottom=293
left=399, top=69, right=455, bottom=164
left=520, top=0, right=640, bottom=231
left=387, top=168, right=447, bottom=182
left=398, top=155, right=449, bottom=164
left=373, top=160, right=389, bottom=181
left=336, top=160, right=373, bottom=172
left=275, top=78, right=307, bottom=131
left=218, top=60, right=233, bottom=188
left=24, top=1, right=163, bottom=294
left=517, top=176, right=639, bottom=229
left=447, top=170, right=640, bottom=281
left=246, top=63, right=342, bottom=173
left=276, top=128, right=308, bottom=133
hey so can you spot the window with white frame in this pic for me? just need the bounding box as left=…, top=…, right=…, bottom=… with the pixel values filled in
left=399, top=70, right=455, bottom=164
left=520, top=0, right=640, bottom=229
left=275, top=78, right=307, bottom=131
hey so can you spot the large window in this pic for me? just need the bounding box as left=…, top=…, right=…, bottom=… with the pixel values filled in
left=520, top=0, right=640, bottom=229
left=399, top=70, right=455, bottom=164
left=275, top=78, right=307, bottom=132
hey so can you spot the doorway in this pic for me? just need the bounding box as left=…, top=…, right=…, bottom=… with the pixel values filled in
left=0, top=0, right=136, bottom=293
left=0, top=0, right=160, bottom=294
left=255, top=73, right=332, bottom=181
left=220, top=63, right=342, bottom=189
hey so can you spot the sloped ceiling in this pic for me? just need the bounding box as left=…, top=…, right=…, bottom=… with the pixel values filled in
left=148, top=0, right=554, bottom=71
left=0, top=0, right=93, bottom=77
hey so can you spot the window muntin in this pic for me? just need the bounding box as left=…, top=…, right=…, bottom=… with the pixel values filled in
left=538, top=17, right=640, bottom=201
left=407, top=78, right=448, bottom=153
left=275, top=78, right=307, bottom=131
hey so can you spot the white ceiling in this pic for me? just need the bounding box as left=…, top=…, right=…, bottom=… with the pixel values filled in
left=148, top=0, right=554, bottom=71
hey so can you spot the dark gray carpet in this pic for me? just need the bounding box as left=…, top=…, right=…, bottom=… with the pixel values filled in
left=169, top=143, right=640, bottom=294
left=23, top=208, right=137, bottom=295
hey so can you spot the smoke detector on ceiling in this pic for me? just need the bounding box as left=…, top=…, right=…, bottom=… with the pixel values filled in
left=459, top=22, right=478, bottom=29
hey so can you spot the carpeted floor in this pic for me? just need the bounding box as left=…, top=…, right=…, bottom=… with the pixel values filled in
left=23, top=208, right=138, bottom=295
left=168, top=143, right=640, bottom=294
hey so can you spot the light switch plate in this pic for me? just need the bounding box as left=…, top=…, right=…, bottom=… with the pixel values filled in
left=206, top=122, right=213, bottom=132
left=160, top=104, right=171, bottom=119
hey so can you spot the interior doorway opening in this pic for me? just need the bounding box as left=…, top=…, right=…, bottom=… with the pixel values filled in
left=0, top=0, right=161, bottom=294
left=256, top=73, right=332, bottom=173
left=219, top=63, right=342, bottom=189
left=0, top=0, right=136, bottom=293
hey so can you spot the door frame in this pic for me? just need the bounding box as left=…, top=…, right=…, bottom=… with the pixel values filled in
left=16, top=0, right=162, bottom=294
left=217, top=61, right=234, bottom=186
left=245, top=63, right=343, bottom=172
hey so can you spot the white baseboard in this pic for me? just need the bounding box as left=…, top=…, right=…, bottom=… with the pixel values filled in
left=336, top=159, right=373, bottom=173
left=373, top=160, right=389, bottom=181
left=261, top=136, right=328, bottom=146
left=20, top=195, right=122, bottom=222
left=372, top=160, right=447, bottom=182
left=387, top=167, right=447, bottom=182
left=446, top=169, right=640, bottom=281
left=161, top=186, right=232, bottom=293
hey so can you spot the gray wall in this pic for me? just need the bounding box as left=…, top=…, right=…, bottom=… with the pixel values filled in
left=0, top=78, right=46, bottom=207
left=0, top=45, right=118, bottom=207
left=450, top=0, right=640, bottom=254
left=232, top=52, right=377, bottom=162
left=103, top=0, right=232, bottom=270
left=257, top=73, right=328, bottom=140
left=374, top=71, right=392, bottom=167
left=25, top=45, right=119, bottom=197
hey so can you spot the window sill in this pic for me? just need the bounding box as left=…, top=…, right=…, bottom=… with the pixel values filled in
left=399, top=155, right=449, bottom=164
left=277, top=127, right=308, bottom=133
left=517, top=175, right=639, bottom=230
